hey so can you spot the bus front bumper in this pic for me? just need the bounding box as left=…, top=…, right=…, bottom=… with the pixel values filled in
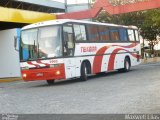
left=21, top=65, right=66, bottom=81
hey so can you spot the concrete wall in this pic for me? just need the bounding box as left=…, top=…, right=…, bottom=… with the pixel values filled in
left=0, top=29, right=21, bottom=78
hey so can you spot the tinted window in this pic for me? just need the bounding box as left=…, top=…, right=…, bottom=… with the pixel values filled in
left=98, top=26, right=110, bottom=41
left=135, top=30, right=139, bottom=41
left=128, top=29, right=135, bottom=41
left=119, top=28, right=128, bottom=41
left=73, top=24, right=87, bottom=41
left=110, top=29, right=120, bottom=41
left=87, top=25, right=99, bottom=41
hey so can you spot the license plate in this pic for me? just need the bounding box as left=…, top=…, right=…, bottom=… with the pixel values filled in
left=36, top=73, right=44, bottom=77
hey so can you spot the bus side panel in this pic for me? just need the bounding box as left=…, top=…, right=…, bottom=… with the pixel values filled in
left=63, top=57, right=76, bottom=79
left=114, top=53, right=127, bottom=70
left=73, top=42, right=141, bottom=78
left=100, top=54, right=109, bottom=72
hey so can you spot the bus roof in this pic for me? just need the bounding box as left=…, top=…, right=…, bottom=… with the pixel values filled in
left=22, top=19, right=138, bottom=30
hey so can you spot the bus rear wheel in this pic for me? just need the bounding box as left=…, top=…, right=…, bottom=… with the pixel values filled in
left=118, top=57, right=131, bottom=72
left=46, top=80, right=55, bottom=85
left=80, top=62, right=88, bottom=81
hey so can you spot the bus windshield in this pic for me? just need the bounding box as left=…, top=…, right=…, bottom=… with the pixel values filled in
left=20, top=26, right=62, bottom=61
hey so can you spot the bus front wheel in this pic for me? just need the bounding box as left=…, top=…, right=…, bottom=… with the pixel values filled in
left=46, top=80, right=55, bottom=85
left=80, top=62, right=88, bottom=81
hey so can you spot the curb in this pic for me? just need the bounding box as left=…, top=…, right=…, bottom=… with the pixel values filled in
left=0, top=77, right=22, bottom=83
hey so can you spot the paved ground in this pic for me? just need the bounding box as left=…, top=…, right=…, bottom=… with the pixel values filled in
left=0, top=62, right=160, bottom=114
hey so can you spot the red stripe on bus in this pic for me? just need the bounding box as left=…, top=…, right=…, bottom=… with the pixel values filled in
left=108, top=48, right=123, bottom=71
left=27, top=61, right=40, bottom=68
left=107, top=48, right=140, bottom=71
left=93, top=46, right=109, bottom=74
left=93, top=43, right=139, bottom=73
left=130, top=53, right=141, bottom=59
left=112, top=43, right=138, bottom=48
left=37, top=60, right=50, bottom=67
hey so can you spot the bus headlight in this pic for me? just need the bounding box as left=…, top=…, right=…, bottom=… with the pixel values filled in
left=23, top=73, right=27, bottom=78
left=55, top=70, right=60, bottom=75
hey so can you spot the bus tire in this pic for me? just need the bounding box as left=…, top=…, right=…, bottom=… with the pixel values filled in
left=80, top=62, right=88, bottom=81
left=118, top=57, right=131, bottom=72
left=46, top=80, right=55, bottom=85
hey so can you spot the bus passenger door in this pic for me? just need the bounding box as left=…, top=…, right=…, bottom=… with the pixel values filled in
left=63, top=24, right=76, bottom=79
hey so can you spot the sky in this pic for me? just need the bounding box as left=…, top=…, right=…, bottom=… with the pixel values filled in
left=51, top=0, right=90, bottom=4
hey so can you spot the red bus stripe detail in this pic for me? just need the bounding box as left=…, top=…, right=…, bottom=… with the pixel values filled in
left=115, top=49, right=140, bottom=59
left=107, top=48, right=140, bottom=71
left=93, top=46, right=109, bottom=74
left=112, top=43, right=138, bottom=48
left=93, top=43, right=139, bottom=73
left=130, top=53, right=141, bottom=59
left=108, top=48, right=123, bottom=71
left=27, top=61, right=40, bottom=68
left=36, top=60, right=50, bottom=67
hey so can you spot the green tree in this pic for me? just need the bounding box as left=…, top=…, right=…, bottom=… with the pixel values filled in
left=140, top=9, right=160, bottom=54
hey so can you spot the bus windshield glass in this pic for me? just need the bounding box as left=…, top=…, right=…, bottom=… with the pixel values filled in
left=20, top=26, right=62, bottom=61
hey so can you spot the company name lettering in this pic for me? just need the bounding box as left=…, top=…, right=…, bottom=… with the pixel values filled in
left=81, top=46, right=97, bottom=53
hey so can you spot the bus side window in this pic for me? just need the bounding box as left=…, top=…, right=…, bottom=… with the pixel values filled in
left=135, top=30, right=140, bottom=41
left=127, top=29, right=135, bottom=42
left=98, top=26, right=110, bottom=41
left=63, top=25, right=74, bottom=56
left=110, top=29, right=120, bottom=41
left=87, top=25, right=99, bottom=41
left=73, top=24, right=87, bottom=41
left=119, top=28, right=128, bottom=42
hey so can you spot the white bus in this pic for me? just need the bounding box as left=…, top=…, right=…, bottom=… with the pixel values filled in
left=20, top=19, right=141, bottom=85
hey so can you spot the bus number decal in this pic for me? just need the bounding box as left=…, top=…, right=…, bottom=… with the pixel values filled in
left=50, top=60, right=58, bottom=64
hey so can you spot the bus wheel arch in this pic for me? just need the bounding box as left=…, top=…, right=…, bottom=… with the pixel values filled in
left=80, top=60, right=91, bottom=81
